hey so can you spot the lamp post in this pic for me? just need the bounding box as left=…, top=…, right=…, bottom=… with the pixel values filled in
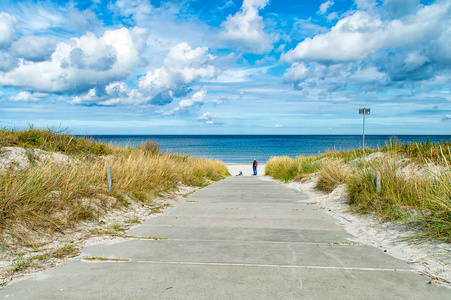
left=359, top=108, right=370, bottom=152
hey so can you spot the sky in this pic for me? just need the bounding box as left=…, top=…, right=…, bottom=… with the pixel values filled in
left=0, top=0, right=450, bottom=135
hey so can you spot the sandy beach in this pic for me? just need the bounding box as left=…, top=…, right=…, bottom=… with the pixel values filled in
left=226, top=163, right=266, bottom=177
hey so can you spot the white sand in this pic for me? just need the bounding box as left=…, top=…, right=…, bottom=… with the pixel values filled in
left=226, top=163, right=266, bottom=177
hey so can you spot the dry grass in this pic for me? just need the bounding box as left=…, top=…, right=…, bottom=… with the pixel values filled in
left=265, top=155, right=323, bottom=182
left=266, top=139, right=451, bottom=242
left=0, top=127, right=112, bottom=156
left=0, top=129, right=229, bottom=251
left=347, top=155, right=451, bottom=242
left=315, top=160, right=351, bottom=192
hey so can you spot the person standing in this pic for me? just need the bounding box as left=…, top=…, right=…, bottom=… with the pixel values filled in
left=252, top=159, right=258, bottom=175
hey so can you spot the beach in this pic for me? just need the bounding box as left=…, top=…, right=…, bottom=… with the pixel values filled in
left=226, top=163, right=267, bottom=177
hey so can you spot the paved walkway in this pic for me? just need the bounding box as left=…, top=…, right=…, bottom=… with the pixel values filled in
left=1, top=177, right=450, bottom=299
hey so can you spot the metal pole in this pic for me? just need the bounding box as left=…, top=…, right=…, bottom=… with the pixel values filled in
left=362, top=113, right=365, bottom=153
left=107, top=166, right=112, bottom=192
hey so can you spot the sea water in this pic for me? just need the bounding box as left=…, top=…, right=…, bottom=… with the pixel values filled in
left=80, top=135, right=451, bottom=163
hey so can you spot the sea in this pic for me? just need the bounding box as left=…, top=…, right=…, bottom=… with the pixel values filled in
left=80, top=135, right=451, bottom=163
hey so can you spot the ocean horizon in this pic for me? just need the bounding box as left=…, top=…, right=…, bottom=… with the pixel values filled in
left=79, top=134, right=451, bottom=163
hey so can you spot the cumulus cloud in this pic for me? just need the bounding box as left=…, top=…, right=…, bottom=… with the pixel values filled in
left=443, top=115, right=451, bottom=121
left=0, top=27, right=143, bottom=93
left=163, top=90, right=208, bottom=115
left=0, top=12, right=17, bottom=48
left=0, top=51, right=18, bottom=72
left=282, top=2, right=450, bottom=63
left=8, top=91, right=47, bottom=102
left=282, top=1, right=451, bottom=101
left=318, top=1, right=334, bottom=15
left=11, top=35, right=58, bottom=62
left=71, top=81, right=149, bottom=106
left=284, top=62, right=389, bottom=97
left=220, top=0, right=272, bottom=54
left=139, top=43, right=218, bottom=105
left=179, top=90, right=207, bottom=109
left=199, top=112, right=214, bottom=124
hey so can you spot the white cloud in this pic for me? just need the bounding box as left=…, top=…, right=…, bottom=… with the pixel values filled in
left=283, top=62, right=309, bottom=83
left=442, top=115, right=451, bottom=121
left=318, top=1, right=334, bottom=15
left=163, top=90, right=208, bottom=115
left=11, top=35, right=58, bottom=62
left=199, top=112, right=214, bottom=124
left=0, top=27, right=143, bottom=93
left=327, top=12, right=339, bottom=21
left=220, top=0, right=272, bottom=54
left=179, top=90, right=207, bottom=108
left=213, top=66, right=271, bottom=83
left=0, top=51, right=18, bottom=72
left=71, top=88, right=97, bottom=105
left=283, top=62, right=390, bottom=98
left=0, top=12, right=17, bottom=48
left=274, top=124, right=283, bottom=128
left=354, top=0, right=378, bottom=12
left=71, top=81, right=149, bottom=106
left=111, top=0, right=154, bottom=25
left=139, top=43, right=218, bottom=105
left=348, top=66, right=388, bottom=83
left=282, top=2, right=450, bottom=63
left=8, top=91, right=40, bottom=102
left=402, top=52, right=430, bottom=72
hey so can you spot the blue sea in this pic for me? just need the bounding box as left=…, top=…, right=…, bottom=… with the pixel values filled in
left=80, top=135, right=451, bottom=163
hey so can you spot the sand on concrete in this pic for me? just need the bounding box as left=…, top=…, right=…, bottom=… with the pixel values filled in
left=226, top=163, right=266, bottom=177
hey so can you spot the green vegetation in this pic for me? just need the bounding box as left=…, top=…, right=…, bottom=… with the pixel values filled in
left=265, top=139, right=451, bottom=242
left=0, top=128, right=229, bottom=250
left=0, top=127, right=112, bottom=156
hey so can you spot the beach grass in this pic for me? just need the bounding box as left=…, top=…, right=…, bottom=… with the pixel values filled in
left=0, top=128, right=229, bottom=249
left=265, top=140, right=451, bottom=242
left=0, top=126, right=113, bottom=156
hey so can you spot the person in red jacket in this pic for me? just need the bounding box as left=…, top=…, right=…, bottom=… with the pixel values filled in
left=252, top=159, right=258, bottom=175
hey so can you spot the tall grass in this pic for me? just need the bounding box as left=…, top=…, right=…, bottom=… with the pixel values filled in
left=0, top=129, right=228, bottom=249
left=315, top=160, right=351, bottom=192
left=265, top=139, right=451, bottom=242
left=347, top=156, right=451, bottom=242
left=381, top=137, right=451, bottom=165
left=265, top=155, right=323, bottom=182
left=0, top=127, right=112, bottom=156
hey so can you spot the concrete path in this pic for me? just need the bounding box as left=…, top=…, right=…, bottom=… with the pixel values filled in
left=1, top=176, right=450, bottom=299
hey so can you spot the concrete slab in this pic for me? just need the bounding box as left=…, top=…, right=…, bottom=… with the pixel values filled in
left=80, top=239, right=412, bottom=270
left=1, top=175, right=449, bottom=299
left=139, top=216, right=343, bottom=230
left=1, top=261, right=448, bottom=299
left=126, top=227, right=352, bottom=244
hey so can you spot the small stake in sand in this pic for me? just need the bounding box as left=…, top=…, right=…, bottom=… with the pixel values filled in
left=107, top=166, right=112, bottom=192
left=376, top=171, right=381, bottom=192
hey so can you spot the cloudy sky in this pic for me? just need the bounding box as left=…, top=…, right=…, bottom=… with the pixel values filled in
left=0, top=0, right=450, bottom=134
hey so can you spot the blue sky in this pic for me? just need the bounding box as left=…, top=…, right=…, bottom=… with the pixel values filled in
left=0, top=0, right=450, bottom=134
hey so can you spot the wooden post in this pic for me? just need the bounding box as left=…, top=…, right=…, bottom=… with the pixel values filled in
left=376, top=172, right=381, bottom=192
left=107, top=166, right=112, bottom=192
